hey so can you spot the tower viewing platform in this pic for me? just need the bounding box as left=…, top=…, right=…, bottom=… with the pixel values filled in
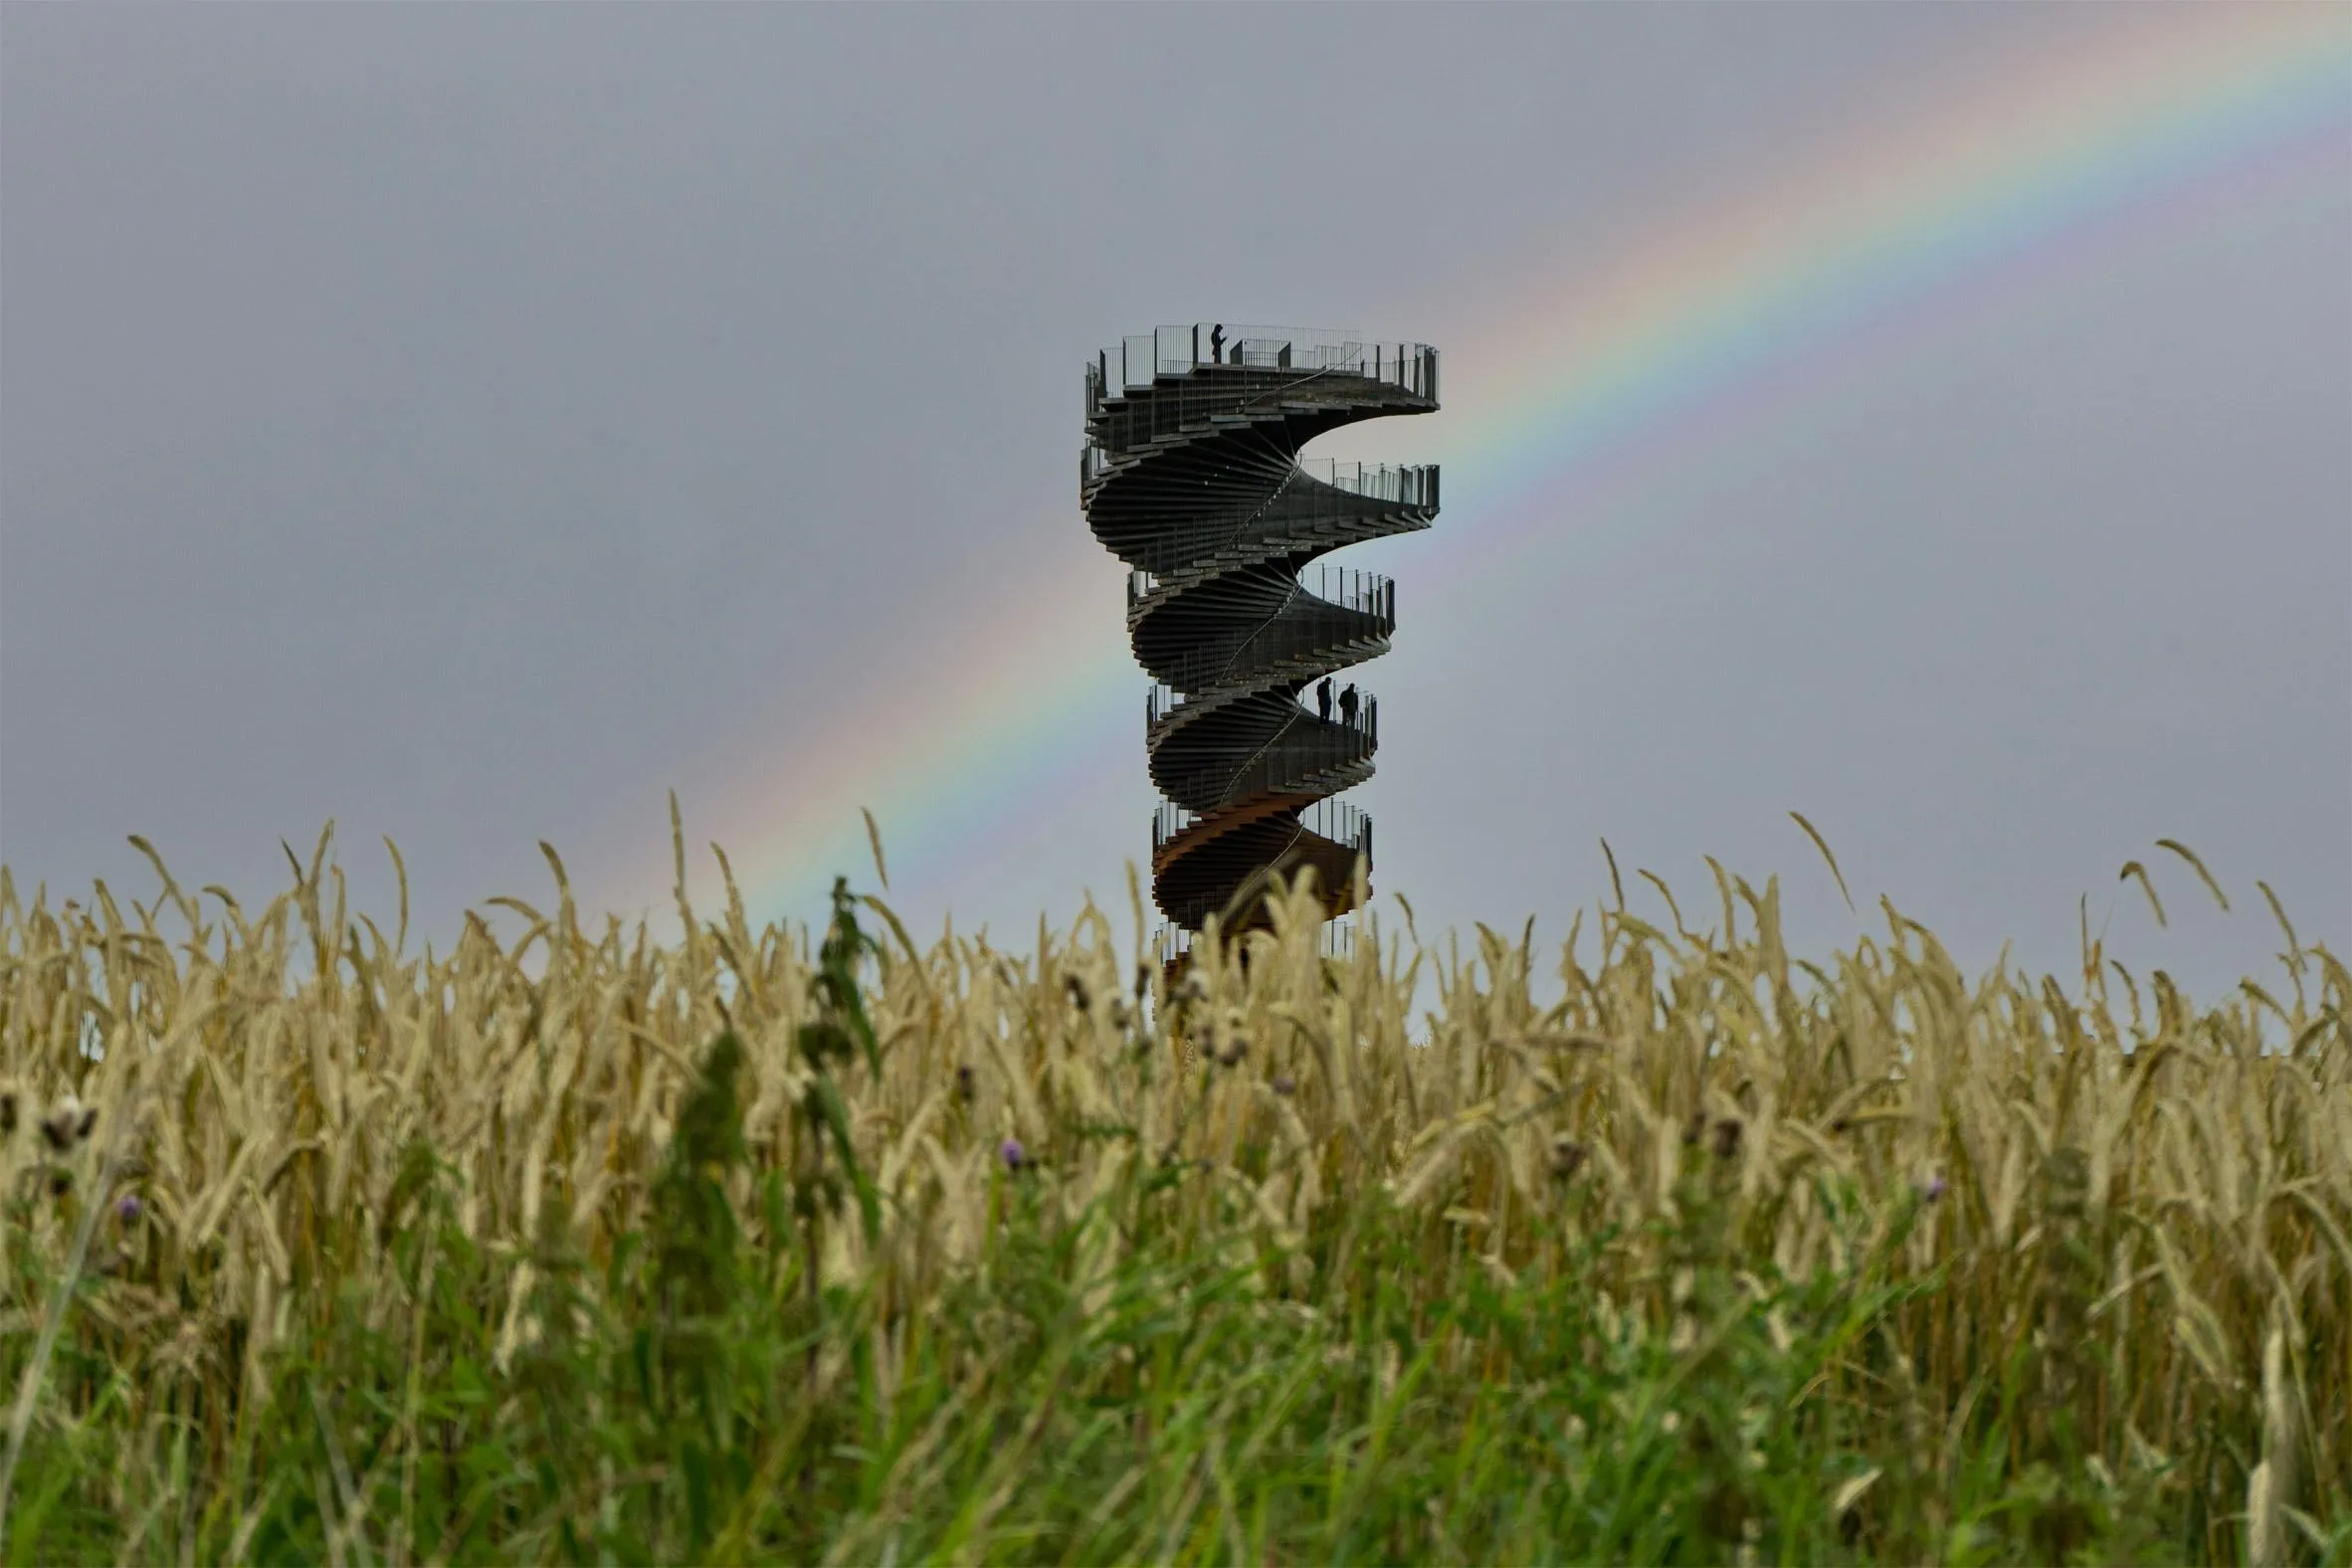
left=1080, top=323, right=1440, bottom=940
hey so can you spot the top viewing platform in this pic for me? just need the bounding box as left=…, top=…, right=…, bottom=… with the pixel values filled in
left=1084, top=324, right=1438, bottom=417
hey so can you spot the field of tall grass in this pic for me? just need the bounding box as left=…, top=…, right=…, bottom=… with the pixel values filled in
left=1, top=820, right=2345, bottom=1565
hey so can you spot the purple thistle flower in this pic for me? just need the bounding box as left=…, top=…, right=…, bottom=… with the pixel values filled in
left=1920, top=1175, right=1948, bottom=1204
left=999, top=1138, right=1027, bottom=1171
left=115, top=1194, right=143, bottom=1223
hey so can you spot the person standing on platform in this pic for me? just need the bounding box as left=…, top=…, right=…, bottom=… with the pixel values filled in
left=1339, top=684, right=1358, bottom=728
left=1316, top=679, right=1333, bottom=722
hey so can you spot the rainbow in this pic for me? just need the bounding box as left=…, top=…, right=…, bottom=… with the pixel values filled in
left=1426, top=8, right=2350, bottom=572
left=639, top=8, right=2351, bottom=927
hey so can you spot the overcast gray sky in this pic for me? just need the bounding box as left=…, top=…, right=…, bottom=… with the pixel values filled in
left=4, top=5, right=2346, bottom=1001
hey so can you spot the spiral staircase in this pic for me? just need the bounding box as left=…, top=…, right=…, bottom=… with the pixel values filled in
left=1080, top=325, right=1440, bottom=944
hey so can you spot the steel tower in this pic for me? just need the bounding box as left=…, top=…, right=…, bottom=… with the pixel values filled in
left=1081, top=324, right=1439, bottom=944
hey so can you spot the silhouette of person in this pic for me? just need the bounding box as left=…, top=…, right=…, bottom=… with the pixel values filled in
left=1339, top=684, right=1359, bottom=728
left=1316, top=679, right=1332, bottom=722
left=1209, top=324, right=1225, bottom=362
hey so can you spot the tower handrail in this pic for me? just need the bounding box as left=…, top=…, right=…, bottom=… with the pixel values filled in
left=1213, top=705, right=1307, bottom=804
left=1150, top=682, right=1376, bottom=737
left=1153, top=719, right=1375, bottom=812
left=1144, top=570, right=1392, bottom=702
left=1150, top=587, right=1394, bottom=694
left=1151, top=796, right=1370, bottom=867
left=1115, top=462, right=1435, bottom=599
left=1085, top=328, right=1438, bottom=416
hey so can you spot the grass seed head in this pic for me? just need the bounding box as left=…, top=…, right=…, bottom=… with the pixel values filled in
left=0, top=846, right=2340, bottom=1567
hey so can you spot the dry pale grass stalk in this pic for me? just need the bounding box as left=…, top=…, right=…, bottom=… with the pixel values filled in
left=0, top=832, right=2345, bottom=1553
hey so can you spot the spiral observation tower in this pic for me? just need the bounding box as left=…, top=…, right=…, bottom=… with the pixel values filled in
left=1081, top=324, right=1439, bottom=948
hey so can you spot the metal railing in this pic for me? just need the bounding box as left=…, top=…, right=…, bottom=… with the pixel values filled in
left=1298, top=460, right=1439, bottom=509
left=1084, top=324, right=1438, bottom=418
left=1116, top=467, right=1434, bottom=588
left=1153, top=720, right=1374, bottom=813
left=1301, top=797, right=1371, bottom=855
left=1132, top=561, right=1392, bottom=621
left=1310, top=564, right=1391, bottom=619
left=1152, top=795, right=1370, bottom=856
left=1091, top=450, right=1437, bottom=519
left=1158, top=920, right=1359, bottom=965
left=1152, top=596, right=1392, bottom=694
left=1152, top=799, right=1198, bottom=851
left=1147, top=683, right=1377, bottom=746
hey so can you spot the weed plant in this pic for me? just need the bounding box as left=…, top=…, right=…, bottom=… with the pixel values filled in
left=0, top=824, right=2345, bottom=1564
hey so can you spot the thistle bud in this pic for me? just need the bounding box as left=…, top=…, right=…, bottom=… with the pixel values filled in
left=40, top=1094, right=87, bottom=1153
left=1710, top=1117, right=1743, bottom=1161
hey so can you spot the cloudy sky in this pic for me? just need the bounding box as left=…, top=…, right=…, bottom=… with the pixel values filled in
left=4, top=5, right=2346, bottom=1000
